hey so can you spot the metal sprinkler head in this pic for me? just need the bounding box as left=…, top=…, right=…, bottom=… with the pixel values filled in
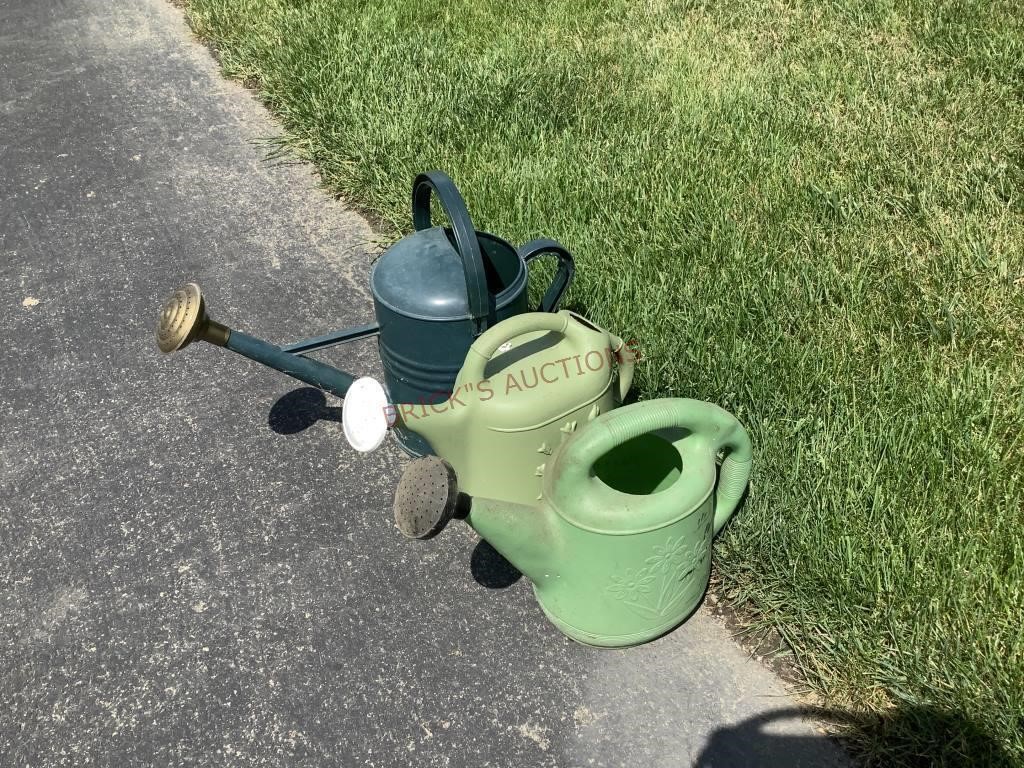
left=155, top=282, right=229, bottom=353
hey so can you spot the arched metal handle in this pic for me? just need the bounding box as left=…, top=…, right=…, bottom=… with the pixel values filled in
left=412, top=171, right=491, bottom=335
left=518, top=238, right=575, bottom=312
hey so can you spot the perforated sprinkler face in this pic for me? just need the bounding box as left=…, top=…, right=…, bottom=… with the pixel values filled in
left=156, top=283, right=204, bottom=353
left=393, top=456, right=461, bottom=539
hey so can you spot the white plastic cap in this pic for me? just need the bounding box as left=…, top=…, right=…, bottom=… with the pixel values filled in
left=343, top=377, right=393, bottom=453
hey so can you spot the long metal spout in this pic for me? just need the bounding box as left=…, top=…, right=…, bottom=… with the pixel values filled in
left=155, top=283, right=355, bottom=399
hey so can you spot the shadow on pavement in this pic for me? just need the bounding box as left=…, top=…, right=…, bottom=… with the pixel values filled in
left=695, top=704, right=1014, bottom=768
left=270, top=389, right=526, bottom=593
left=471, top=539, right=522, bottom=589
left=268, top=387, right=343, bottom=434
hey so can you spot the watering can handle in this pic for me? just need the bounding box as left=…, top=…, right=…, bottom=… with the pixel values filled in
left=462, top=312, right=631, bottom=398
left=561, top=399, right=752, bottom=535
left=462, top=312, right=571, bottom=382
left=412, top=171, right=491, bottom=335
left=518, top=238, right=575, bottom=312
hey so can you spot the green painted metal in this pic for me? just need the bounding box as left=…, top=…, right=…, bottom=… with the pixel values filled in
left=367, top=171, right=576, bottom=456
left=226, top=330, right=355, bottom=399
left=395, top=310, right=634, bottom=506
left=157, top=171, right=575, bottom=459
left=430, top=398, right=751, bottom=647
left=279, top=322, right=380, bottom=354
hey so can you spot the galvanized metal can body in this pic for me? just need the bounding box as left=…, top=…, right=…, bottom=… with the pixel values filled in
left=372, top=228, right=529, bottom=455
left=369, top=171, right=575, bottom=455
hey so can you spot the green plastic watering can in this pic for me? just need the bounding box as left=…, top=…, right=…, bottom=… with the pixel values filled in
left=392, top=398, right=752, bottom=647
left=343, top=311, right=635, bottom=506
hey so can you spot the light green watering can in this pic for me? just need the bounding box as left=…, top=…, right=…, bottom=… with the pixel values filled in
left=343, top=311, right=635, bottom=505
left=392, top=398, right=752, bottom=647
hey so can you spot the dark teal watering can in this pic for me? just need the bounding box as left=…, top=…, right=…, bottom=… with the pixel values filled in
left=155, top=171, right=575, bottom=455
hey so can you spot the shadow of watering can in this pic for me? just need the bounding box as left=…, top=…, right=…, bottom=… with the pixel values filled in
left=341, top=310, right=636, bottom=505
left=155, top=171, right=574, bottom=455
left=392, top=398, right=753, bottom=647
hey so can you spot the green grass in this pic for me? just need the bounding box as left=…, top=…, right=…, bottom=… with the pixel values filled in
left=182, top=0, right=1023, bottom=763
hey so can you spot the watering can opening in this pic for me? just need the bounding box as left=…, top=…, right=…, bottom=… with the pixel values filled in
left=592, top=433, right=684, bottom=496
left=474, top=231, right=522, bottom=294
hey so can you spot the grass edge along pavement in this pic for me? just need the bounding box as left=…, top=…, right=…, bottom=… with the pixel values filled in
left=178, top=0, right=1023, bottom=764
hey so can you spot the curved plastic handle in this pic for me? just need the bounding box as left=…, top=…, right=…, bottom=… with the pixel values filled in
left=412, top=171, right=491, bottom=335
left=560, top=399, right=752, bottom=535
left=461, top=312, right=572, bottom=383
left=518, top=238, right=576, bottom=312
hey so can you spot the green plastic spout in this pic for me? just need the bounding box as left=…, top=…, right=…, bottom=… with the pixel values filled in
left=391, top=456, right=564, bottom=584
left=465, top=498, right=564, bottom=586
left=389, top=401, right=468, bottom=460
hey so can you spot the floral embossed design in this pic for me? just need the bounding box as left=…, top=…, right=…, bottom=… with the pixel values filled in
left=646, top=536, right=689, bottom=573
left=604, top=509, right=714, bottom=620
left=606, top=568, right=656, bottom=601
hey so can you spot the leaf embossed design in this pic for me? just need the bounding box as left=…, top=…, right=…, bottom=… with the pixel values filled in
left=605, top=511, right=714, bottom=620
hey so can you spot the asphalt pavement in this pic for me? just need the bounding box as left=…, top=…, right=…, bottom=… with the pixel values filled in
left=0, top=0, right=851, bottom=765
